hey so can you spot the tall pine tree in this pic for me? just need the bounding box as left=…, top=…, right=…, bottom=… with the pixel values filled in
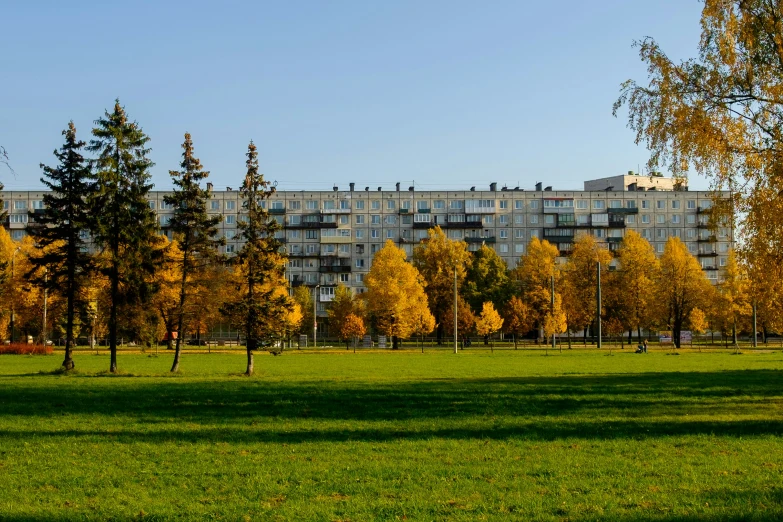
left=220, top=141, right=293, bottom=375
left=164, top=133, right=225, bottom=372
left=88, top=100, right=160, bottom=373
left=27, top=122, right=95, bottom=370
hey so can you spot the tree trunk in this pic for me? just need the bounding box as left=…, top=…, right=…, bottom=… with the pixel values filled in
left=567, top=329, right=572, bottom=349
left=637, top=326, right=642, bottom=344
left=245, top=346, right=254, bottom=376
left=513, top=333, right=517, bottom=349
left=62, top=273, right=75, bottom=371
left=109, top=256, right=119, bottom=373
left=392, top=335, right=399, bottom=350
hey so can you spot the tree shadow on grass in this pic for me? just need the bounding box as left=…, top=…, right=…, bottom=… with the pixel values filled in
left=0, top=370, right=781, bottom=443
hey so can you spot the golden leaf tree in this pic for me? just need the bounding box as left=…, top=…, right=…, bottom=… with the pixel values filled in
left=716, top=250, right=751, bottom=350
left=341, top=313, right=366, bottom=349
left=152, top=236, right=183, bottom=351
left=562, top=234, right=612, bottom=344
left=327, top=284, right=363, bottom=344
left=615, top=230, right=660, bottom=342
left=475, top=301, right=504, bottom=346
left=502, top=295, right=534, bottom=349
left=511, top=237, right=560, bottom=337
left=365, top=240, right=434, bottom=349
left=443, top=295, right=476, bottom=347
left=657, top=237, right=714, bottom=348
left=412, top=226, right=471, bottom=344
left=614, top=1, right=783, bottom=268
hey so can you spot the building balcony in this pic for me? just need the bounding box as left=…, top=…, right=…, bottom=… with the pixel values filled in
left=697, top=251, right=718, bottom=257
left=608, top=219, right=626, bottom=228
left=285, top=221, right=338, bottom=229
left=268, top=208, right=286, bottom=215
left=702, top=266, right=719, bottom=271
left=697, top=236, right=717, bottom=243
left=318, top=265, right=351, bottom=273
left=697, top=223, right=711, bottom=229
left=412, top=221, right=433, bottom=229
left=416, top=208, right=431, bottom=214
left=319, top=236, right=352, bottom=244
left=444, top=220, right=483, bottom=229
left=608, top=208, right=639, bottom=214
left=398, top=209, right=410, bottom=214
left=464, top=236, right=496, bottom=243
left=543, top=230, right=574, bottom=240
left=607, top=237, right=623, bottom=243
left=321, top=208, right=351, bottom=214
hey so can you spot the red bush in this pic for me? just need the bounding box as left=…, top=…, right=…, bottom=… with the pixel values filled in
left=0, top=343, right=54, bottom=355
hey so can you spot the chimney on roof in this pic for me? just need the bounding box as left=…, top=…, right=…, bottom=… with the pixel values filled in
left=349, top=182, right=355, bottom=191
left=490, top=182, right=497, bottom=192
left=470, top=186, right=476, bottom=192
left=226, top=187, right=232, bottom=191
left=535, top=182, right=542, bottom=191
left=378, top=187, right=382, bottom=191
left=396, top=182, right=400, bottom=191
left=544, top=186, right=552, bottom=191
left=408, top=186, right=414, bottom=191
left=206, top=182, right=213, bottom=191
left=333, top=185, right=338, bottom=192
left=628, top=183, right=637, bottom=191
left=628, top=170, right=634, bottom=175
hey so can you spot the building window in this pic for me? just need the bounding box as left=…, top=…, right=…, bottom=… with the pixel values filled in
left=610, top=200, right=622, bottom=209
left=306, top=230, right=318, bottom=239
left=355, top=200, right=364, bottom=210
left=686, top=215, right=696, bottom=224
left=355, top=230, right=364, bottom=239
left=225, top=230, right=236, bottom=240
left=387, top=200, right=395, bottom=210
left=355, top=215, right=365, bottom=225
left=530, top=215, right=539, bottom=224
left=577, top=200, right=587, bottom=209
left=642, top=200, right=649, bottom=209
left=500, top=230, right=508, bottom=239
left=384, top=215, right=397, bottom=225
left=593, top=200, right=605, bottom=210
left=371, top=229, right=379, bottom=239
left=687, top=200, right=696, bottom=209
left=499, top=200, right=508, bottom=209
left=671, top=200, right=680, bottom=209
left=530, top=230, right=539, bottom=239
left=515, top=244, right=525, bottom=254
left=544, top=215, right=554, bottom=224
left=288, top=200, right=301, bottom=210
left=401, top=200, right=411, bottom=210
left=641, top=215, right=650, bottom=224
left=450, top=200, right=464, bottom=210
left=657, top=229, right=667, bottom=239
left=499, top=244, right=509, bottom=253
left=656, top=215, right=665, bottom=224
left=416, top=200, right=429, bottom=211
left=356, top=259, right=365, bottom=268
left=626, top=200, right=636, bottom=209
left=386, top=229, right=394, bottom=239
left=657, top=243, right=665, bottom=253
left=515, top=229, right=525, bottom=239
left=530, top=200, right=539, bottom=210
left=306, top=200, right=318, bottom=210
left=14, top=200, right=26, bottom=210
left=322, top=200, right=335, bottom=210
left=672, top=215, right=681, bottom=224
left=371, top=200, right=380, bottom=210
left=499, top=215, right=509, bottom=225
left=225, top=201, right=236, bottom=211
left=371, top=215, right=380, bottom=225
left=148, top=201, right=156, bottom=210
left=515, top=200, right=524, bottom=210
left=514, top=215, right=524, bottom=225
left=225, top=244, right=235, bottom=254
left=225, top=215, right=236, bottom=225
left=626, top=215, right=635, bottom=224
left=657, top=200, right=666, bottom=209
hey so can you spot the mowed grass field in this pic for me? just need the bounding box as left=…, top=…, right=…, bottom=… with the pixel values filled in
left=1, top=348, right=782, bottom=521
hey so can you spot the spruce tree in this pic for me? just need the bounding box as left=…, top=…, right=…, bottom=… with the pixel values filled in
left=220, top=141, right=293, bottom=375
left=88, top=100, right=160, bottom=373
left=164, top=133, right=225, bottom=372
left=27, top=122, right=95, bottom=370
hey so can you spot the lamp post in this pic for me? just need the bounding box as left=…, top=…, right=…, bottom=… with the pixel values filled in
left=453, top=265, right=458, bottom=354
left=313, top=284, right=320, bottom=348
left=42, top=269, right=48, bottom=346
left=10, top=246, right=20, bottom=343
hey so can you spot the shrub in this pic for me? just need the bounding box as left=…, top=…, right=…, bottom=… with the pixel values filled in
left=0, top=343, right=54, bottom=355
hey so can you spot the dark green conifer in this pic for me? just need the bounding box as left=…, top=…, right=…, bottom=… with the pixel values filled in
left=28, top=122, right=95, bottom=370
left=164, top=133, right=225, bottom=372
left=220, top=141, right=292, bottom=375
left=88, top=100, right=160, bottom=373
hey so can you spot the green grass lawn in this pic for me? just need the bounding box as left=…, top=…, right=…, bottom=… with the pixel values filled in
left=1, top=349, right=782, bottom=521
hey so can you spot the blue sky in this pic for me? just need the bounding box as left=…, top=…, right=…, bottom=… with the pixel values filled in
left=1, top=1, right=707, bottom=192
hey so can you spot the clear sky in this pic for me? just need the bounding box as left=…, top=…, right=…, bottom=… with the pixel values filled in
left=1, top=1, right=708, bottom=192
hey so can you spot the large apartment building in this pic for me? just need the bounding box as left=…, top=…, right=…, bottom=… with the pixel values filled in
left=2, top=175, right=732, bottom=317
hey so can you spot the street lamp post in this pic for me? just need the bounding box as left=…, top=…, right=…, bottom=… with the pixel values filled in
left=10, top=247, right=20, bottom=343
left=313, top=284, right=320, bottom=348
left=42, top=269, right=48, bottom=346
left=453, top=265, right=458, bottom=354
